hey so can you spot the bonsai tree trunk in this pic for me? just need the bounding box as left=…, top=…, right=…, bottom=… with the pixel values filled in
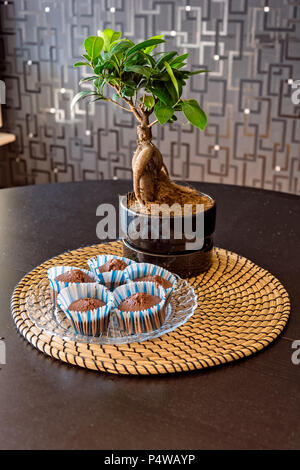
left=132, top=112, right=202, bottom=210
left=132, top=114, right=165, bottom=205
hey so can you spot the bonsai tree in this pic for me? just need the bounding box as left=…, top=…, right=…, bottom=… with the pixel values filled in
left=72, top=29, right=208, bottom=210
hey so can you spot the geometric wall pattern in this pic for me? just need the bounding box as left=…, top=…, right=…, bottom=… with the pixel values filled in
left=0, top=0, right=299, bottom=194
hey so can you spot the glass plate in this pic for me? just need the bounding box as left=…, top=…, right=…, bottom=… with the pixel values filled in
left=25, top=277, right=197, bottom=345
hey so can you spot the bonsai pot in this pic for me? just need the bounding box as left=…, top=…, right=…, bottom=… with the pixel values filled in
left=120, top=192, right=216, bottom=277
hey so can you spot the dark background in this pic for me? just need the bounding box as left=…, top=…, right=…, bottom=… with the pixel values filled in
left=0, top=0, right=299, bottom=191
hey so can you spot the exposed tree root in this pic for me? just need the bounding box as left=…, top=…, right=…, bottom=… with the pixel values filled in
left=132, top=122, right=208, bottom=213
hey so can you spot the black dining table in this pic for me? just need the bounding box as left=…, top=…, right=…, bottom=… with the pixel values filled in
left=0, top=180, right=299, bottom=450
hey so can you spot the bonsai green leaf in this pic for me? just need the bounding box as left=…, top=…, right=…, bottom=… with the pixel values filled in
left=98, top=29, right=122, bottom=52
left=154, top=101, right=174, bottom=124
left=107, top=77, right=121, bottom=87
left=181, top=99, right=207, bottom=130
left=125, top=38, right=165, bottom=57
left=186, top=69, right=209, bottom=75
left=110, top=31, right=122, bottom=43
left=110, top=38, right=134, bottom=48
left=154, top=72, right=171, bottom=82
left=93, top=77, right=103, bottom=89
left=143, top=35, right=164, bottom=54
left=93, top=63, right=103, bottom=75
left=71, top=91, right=97, bottom=110
left=123, top=64, right=152, bottom=79
left=169, top=53, right=189, bottom=67
left=143, top=95, right=155, bottom=110
left=124, top=49, right=156, bottom=68
left=172, top=62, right=187, bottom=70
left=121, top=86, right=135, bottom=97
left=152, top=51, right=167, bottom=56
left=89, top=96, right=104, bottom=103
left=165, top=80, right=178, bottom=105
left=123, top=80, right=137, bottom=88
left=150, top=86, right=172, bottom=106
left=164, top=62, right=179, bottom=97
left=94, top=55, right=103, bottom=65
left=139, top=51, right=156, bottom=67
left=137, top=78, right=148, bottom=90
left=73, top=61, right=90, bottom=67
left=83, top=36, right=104, bottom=60
left=108, top=40, right=133, bottom=57
left=92, top=57, right=101, bottom=67
left=123, top=52, right=141, bottom=67
left=155, top=51, right=177, bottom=69
left=94, top=59, right=119, bottom=75
left=80, top=76, right=99, bottom=83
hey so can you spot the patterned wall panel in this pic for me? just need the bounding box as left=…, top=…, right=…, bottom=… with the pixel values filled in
left=0, top=0, right=299, bottom=193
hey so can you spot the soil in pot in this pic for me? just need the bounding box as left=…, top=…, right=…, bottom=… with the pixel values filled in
left=127, top=182, right=214, bottom=216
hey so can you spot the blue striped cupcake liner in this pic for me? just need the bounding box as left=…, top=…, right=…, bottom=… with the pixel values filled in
left=47, top=265, right=99, bottom=307
left=124, top=262, right=177, bottom=298
left=57, top=283, right=114, bottom=337
left=113, top=281, right=167, bottom=335
left=87, top=254, right=133, bottom=291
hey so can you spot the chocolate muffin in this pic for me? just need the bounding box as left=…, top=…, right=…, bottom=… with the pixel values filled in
left=98, top=259, right=128, bottom=273
left=136, top=275, right=172, bottom=289
left=68, top=297, right=105, bottom=311
left=118, top=292, right=161, bottom=312
left=55, top=269, right=95, bottom=283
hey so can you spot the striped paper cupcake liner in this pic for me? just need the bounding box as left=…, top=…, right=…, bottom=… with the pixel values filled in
left=113, top=281, right=167, bottom=335
left=124, top=262, right=177, bottom=298
left=87, top=254, right=133, bottom=291
left=57, top=283, right=114, bottom=337
left=47, top=265, right=99, bottom=306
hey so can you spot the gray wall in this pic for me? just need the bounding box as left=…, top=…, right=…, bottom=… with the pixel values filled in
left=0, top=0, right=299, bottom=194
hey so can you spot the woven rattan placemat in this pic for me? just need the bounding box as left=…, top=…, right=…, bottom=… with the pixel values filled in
left=11, top=241, right=290, bottom=375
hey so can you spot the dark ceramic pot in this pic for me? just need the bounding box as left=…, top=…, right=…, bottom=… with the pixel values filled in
left=120, top=192, right=216, bottom=277
left=122, top=237, right=213, bottom=278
